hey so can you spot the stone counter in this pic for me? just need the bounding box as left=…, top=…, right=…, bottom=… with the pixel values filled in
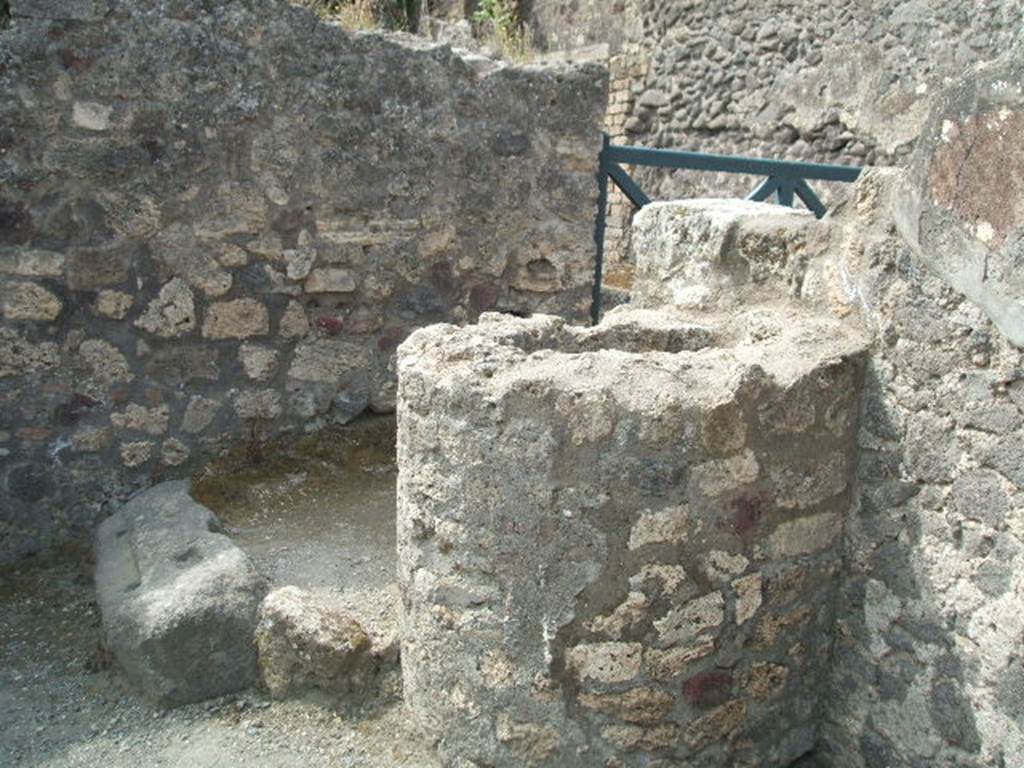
left=396, top=307, right=868, bottom=767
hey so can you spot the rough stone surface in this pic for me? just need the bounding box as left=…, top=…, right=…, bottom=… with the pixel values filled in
left=1, top=281, right=63, bottom=321
left=894, top=56, right=1024, bottom=348
left=203, top=300, right=270, bottom=340
left=557, top=0, right=1024, bottom=263
left=809, top=164, right=1024, bottom=767
left=255, top=586, right=386, bottom=701
left=630, top=199, right=824, bottom=311
left=0, top=0, right=604, bottom=563
left=397, top=306, right=867, bottom=767
left=93, top=481, right=267, bottom=705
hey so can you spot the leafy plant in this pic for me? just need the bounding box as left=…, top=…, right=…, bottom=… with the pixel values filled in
left=472, top=0, right=533, bottom=62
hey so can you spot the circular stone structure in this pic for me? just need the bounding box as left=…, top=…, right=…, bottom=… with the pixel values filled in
left=396, top=307, right=868, bottom=768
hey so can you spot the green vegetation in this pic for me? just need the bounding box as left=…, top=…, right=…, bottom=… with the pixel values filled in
left=473, top=0, right=533, bottom=62
left=300, top=0, right=416, bottom=32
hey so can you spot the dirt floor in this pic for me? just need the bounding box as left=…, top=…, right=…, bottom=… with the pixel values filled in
left=193, top=414, right=401, bottom=647
left=0, top=415, right=439, bottom=768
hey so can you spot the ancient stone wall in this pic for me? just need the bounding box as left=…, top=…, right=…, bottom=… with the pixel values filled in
left=0, top=0, right=605, bottom=563
left=810, top=58, right=1024, bottom=768
left=597, top=0, right=1023, bottom=264
left=522, top=0, right=630, bottom=56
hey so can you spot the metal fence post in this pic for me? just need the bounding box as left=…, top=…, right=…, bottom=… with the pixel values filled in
left=591, top=134, right=610, bottom=326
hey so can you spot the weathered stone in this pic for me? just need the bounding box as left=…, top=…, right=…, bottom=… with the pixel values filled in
left=578, top=687, right=674, bottom=724
left=566, top=642, right=642, bottom=684
left=586, top=591, right=649, bottom=639
left=135, top=278, right=196, bottom=337
left=747, top=662, right=789, bottom=700
left=143, top=346, right=219, bottom=387
left=161, top=438, right=189, bottom=466
left=78, top=339, right=133, bottom=384
left=255, top=586, right=378, bottom=700
left=733, top=572, right=762, bottom=625
left=929, top=679, right=982, bottom=753
left=239, top=343, right=279, bottom=381
left=0, top=1, right=606, bottom=570
left=692, top=450, right=760, bottom=497
left=895, top=56, right=1024, bottom=349
left=194, top=183, right=267, bottom=239
left=72, top=101, right=113, bottom=131
left=278, top=300, right=309, bottom=338
left=685, top=699, right=746, bottom=748
left=630, top=200, right=818, bottom=311
left=397, top=307, right=865, bottom=767
left=2, top=281, right=62, bottom=321
left=0, top=328, right=59, bottom=378
left=94, top=482, right=266, bottom=705
left=949, top=469, right=1009, bottom=528
left=288, top=338, right=369, bottom=383
left=304, top=267, right=357, bottom=294
left=181, top=396, right=219, bottom=434
left=119, top=441, right=152, bottom=467
left=628, top=505, right=689, bottom=549
left=0, top=249, right=64, bottom=277
left=216, top=243, right=248, bottom=268
left=10, top=0, right=109, bottom=22
left=94, top=290, right=133, bottom=319
left=768, top=513, right=841, bottom=558
left=630, top=564, right=689, bottom=595
left=232, top=389, right=282, bottom=420
left=704, top=550, right=749, bottom=581
left=601, top=723, right=679, bottom=751
left=65, top=248, right=129, bottom=291
left=72, top=426, right=111, bottom=452
left=654, top=591, right=725, bottom=646
left=496, top=718, right=561, bottom=764
left=203, top=299, right=269, bottom=340
left=110, top=404, right=170, bottom=435
left=283, top=248, right=316, bottom=281
left=644, top=641, right=715, bottom=681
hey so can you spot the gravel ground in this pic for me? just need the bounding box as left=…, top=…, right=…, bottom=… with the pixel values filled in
left=0, top=554, right=439, bottom=768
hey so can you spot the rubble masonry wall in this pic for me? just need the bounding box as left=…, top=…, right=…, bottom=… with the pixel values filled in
left=0, top=0, right=605, bottom=562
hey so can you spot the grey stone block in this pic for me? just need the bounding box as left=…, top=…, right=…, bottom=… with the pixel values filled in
left=94, top=481, right=267, bottom=706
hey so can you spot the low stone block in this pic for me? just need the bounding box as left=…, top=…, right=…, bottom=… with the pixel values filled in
left=94, top=481, right=267, bottom=705
left=630, top=200, right=818, bottom=310
left=255, top=586, right=378, bottom=700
